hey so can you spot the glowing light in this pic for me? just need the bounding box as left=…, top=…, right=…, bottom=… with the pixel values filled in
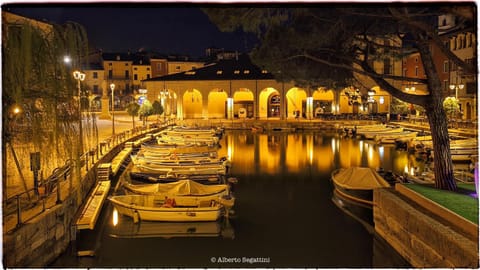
left=112, top=208, right=118, bottom=226
left=379, top=96, right=385, bottom=105
left=404, top=165, right=409, bottom=174
left=378, top=146, right=384, bottom=159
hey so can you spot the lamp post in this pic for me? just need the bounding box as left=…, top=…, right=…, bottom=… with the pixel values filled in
left=110, top=83, right=115, bottom=138
left=73, top=71, right=85, bottom=155
left=449, top=83, right=464, bottom=100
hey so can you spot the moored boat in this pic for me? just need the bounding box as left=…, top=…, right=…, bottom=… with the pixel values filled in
left=108, top=194, right=225, bottom=222
left=331, top=167, right=391, bottom=207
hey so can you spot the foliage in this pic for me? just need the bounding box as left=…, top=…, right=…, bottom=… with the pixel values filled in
left=443, top=97, right=460, bottom=118
left=126, top=101, right=140, bottom=129
left=138, top=100, right=154, bottom=124
left=152, top=100, right=164, bottom=118
left=203, top=5, right=476, bottom=191
left=2, top=16, right=89, bottom=186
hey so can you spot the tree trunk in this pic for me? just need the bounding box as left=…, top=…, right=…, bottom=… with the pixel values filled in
left=425, top=102, right=457, bottom=190
left=417, top=39, right=457, bottom=191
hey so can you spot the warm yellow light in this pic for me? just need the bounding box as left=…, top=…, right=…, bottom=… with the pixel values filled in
left=12, top=105, right=21, bottom=115
left=112, top=208, right=118, bottom=226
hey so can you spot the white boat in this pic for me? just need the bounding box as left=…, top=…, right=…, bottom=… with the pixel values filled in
left=123, top=179, right=235, bottom=210
left=359, top=127, right=404, bottom=140
left=134, top=163, right=227, bottom=176
left=123, top=179, right=229, bottom=197
left=108, top=194, right=224, bottom=222
left=331, top=167, right=391, bottom=207
left=157, top=134, right=219, bottom=146
left=131, top=154, right=229, bottom=168
left=374, top=131, right=417, bottom=144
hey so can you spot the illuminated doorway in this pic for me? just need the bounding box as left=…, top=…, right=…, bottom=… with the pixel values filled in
left=208, top=89, right=228, bottom=119
left=268, top=94, right=281, bottom=117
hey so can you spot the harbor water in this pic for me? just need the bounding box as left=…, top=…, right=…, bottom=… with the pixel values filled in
left=52, top=130, right=413, bottom=267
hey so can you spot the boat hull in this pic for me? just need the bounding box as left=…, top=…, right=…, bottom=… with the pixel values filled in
left=109, top=195, right=223, bottom=222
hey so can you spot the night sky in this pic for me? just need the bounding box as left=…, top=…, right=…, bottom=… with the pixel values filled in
left=3, top=3, right=257, bottom=57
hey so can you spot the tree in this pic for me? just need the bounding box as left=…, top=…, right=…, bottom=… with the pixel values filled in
left=138, top=100, right=154, bottom=126
left=126, top=101, right=140, bottom=129
left=2, top=15, right=89, bottom=197
left=204, top=5, right=476, bottom=191
left=443, top=97, right=460, bottom=119
left=152, top=100, right=164, bottom=122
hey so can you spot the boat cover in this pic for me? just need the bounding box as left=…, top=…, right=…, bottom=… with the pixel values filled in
left=333, top=167, right=390, bottom=190
left=125, top=179, right=228, bottom=196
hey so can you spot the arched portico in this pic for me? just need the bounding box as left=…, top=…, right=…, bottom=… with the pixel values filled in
left=233, top=88, right=254, bottom=118
left=259, top=87, right=280, bottom=119
left=312, top=89, right=334, bottom=117
left=208, top=89, right=228, bottom=119
left=183, top=89, right=203, bottom=119
left=286, top=87, right=307, bottom=119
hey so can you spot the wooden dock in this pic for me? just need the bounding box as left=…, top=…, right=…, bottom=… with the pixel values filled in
left=111, top=147, right=132, bottom=176
left=75, top=180, right=111, bottom=230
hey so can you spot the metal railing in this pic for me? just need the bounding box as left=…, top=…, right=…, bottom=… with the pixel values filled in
left=3, top=119, right=175, bottom=233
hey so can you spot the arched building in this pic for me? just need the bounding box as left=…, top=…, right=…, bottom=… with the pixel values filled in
left=142, top=56, right=350, bottom=120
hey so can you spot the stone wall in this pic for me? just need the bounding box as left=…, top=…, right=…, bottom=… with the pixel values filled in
left=3, top=131, right=153, bottom=267
left=374, top=188, right=479, bottom=268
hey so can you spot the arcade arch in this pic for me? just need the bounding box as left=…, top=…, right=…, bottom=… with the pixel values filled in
left=208, top=89, right=228, bottom=119
left=286, top=87, right=307, bottom=119
left=183, top=89, right=203, bottom=119
left=233, top=88, right=254, bottom=118
left=259, top=87, right=280, bottom=118
left=312, top=89, right=334, bottom=117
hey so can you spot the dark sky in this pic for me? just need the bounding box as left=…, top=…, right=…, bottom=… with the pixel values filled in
left=3, top=3, right=257, bottom=57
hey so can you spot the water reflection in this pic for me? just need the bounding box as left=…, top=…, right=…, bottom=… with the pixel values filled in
left=220, top=131, right=423, bottom=176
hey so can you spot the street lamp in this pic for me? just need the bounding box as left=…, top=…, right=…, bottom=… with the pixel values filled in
left=449, top=83, right=464, bottom=99
left=73, top=70, right=85, bottom=154
left=110, top=83, right=115, bottom=137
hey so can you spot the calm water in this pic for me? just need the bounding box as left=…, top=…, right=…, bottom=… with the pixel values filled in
left=52, top=130, right=413, bottom=268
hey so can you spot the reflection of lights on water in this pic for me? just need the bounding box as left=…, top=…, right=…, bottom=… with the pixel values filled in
left=331, top=138, right=336, bottom=153
left=227, top=136, right=234, bottom=161
left=309, top=146, right=313, bottom=165
left=404, top=165, right=409, bottom=174
left=359, top=141, right=364, bottom=153
left=368, top=145, right=374, bottom=161
left=378, top=146, right=384, bottom=159
left=113, top=208, right=118, bottom=226
left=410, top=167, right=415, bottom=176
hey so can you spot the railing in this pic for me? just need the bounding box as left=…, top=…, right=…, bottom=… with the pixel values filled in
left=2, top=119, right=176, bottom=233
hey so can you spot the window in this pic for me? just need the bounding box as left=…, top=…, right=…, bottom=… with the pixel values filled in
left=125, top=63, right=129, bottom=66
left=109, top=63, right=113, bottom=66
left=134, top=74, right=138, bottom=80
left=134, top=67, right=137, bottom=71
left=443, top=61, right=449, bottom=73
left=234, top=70, right=240, bottom=74
left=243, top=70, right=250, bottom=74
left=217, top=70, right=223, bottom=75
left=93, top=85, right=99, bottom=94
left=147, top=67, right=150, bottom=71
left=108, top=70, right=113, bottom=79
left=261, top=70, right=268, bottom=74
left=125, top=70, right=129, bottom=79
left=93, top=72, right=98, bottom=79
left=147, top=74, right=150, bottom=79
left=415, top=66, right=418, bottom=77
left=403, top=68, right=407, bottom=77
left=443, top=80, right=449, bottom=92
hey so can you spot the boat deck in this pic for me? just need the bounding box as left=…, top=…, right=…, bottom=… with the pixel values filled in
left=75, top=180, right=111, bottom=230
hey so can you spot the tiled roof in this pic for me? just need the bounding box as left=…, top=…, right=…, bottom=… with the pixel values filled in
left=144, top=55, right=275, bottom=82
